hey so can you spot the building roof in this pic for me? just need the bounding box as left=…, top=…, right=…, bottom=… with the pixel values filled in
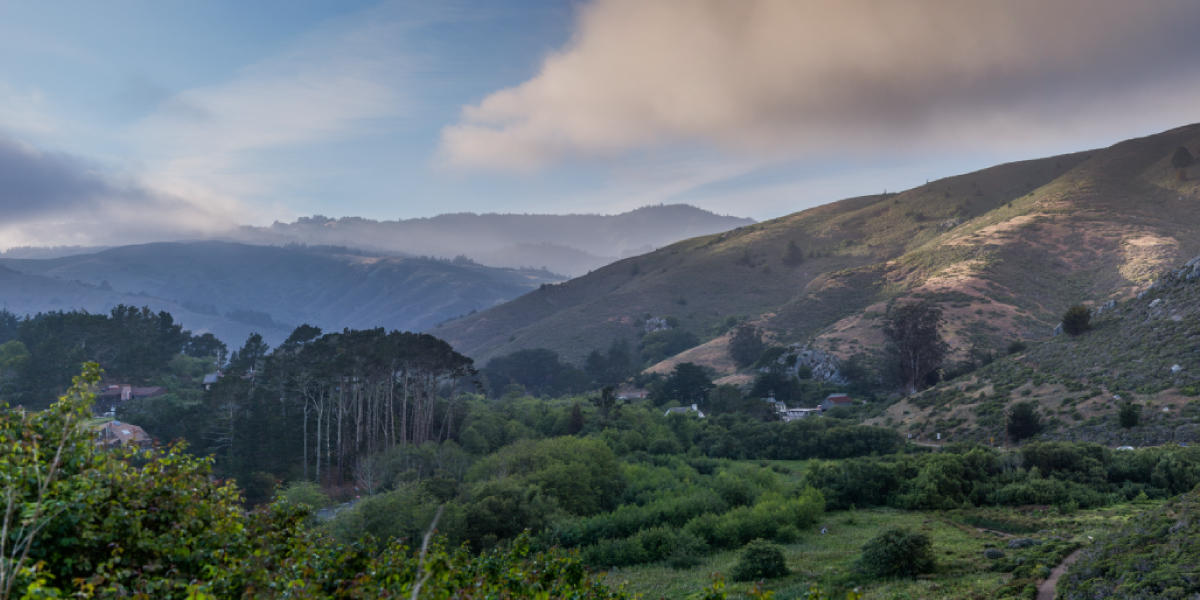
left=94, top=420, right=151, bottom=447
left=97, top=385, right=167, bottom=399
left=823, top=393, right=854, bottom=404
left=664, top=403, right=705, bottom=418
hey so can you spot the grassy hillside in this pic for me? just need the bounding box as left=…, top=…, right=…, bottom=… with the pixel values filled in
left=0, top=242, right=560, bottom=346
left=874, top=252, right=1200, bottom=446
left=437, top=123, right=1200, bottom=368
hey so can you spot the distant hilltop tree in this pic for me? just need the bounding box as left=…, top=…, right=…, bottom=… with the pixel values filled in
left=1172, top=146, right=1194, bottom=181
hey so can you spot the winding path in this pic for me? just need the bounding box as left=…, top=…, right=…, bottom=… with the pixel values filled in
left=1036, top=549, right=1083, bottom=600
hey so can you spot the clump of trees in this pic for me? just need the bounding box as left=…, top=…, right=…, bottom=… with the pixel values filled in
left=728, top=323, right=767, bottom=368
left=655, top=362, right=715, bottom=406
left=882, top=300, right=948, bottom=394
left=0, top=306, right=223, bottom=409
left=211, top=327, right=477, bottom=486
left=483, top=348, right=589, bottom=397
left=584, top=339, right=636, bottom=387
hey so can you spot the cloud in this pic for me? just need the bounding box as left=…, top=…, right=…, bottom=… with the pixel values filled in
left=127, top=5, right=421, bottom=213
left=441, top=0, right=1200, bottom=170
left=0, top=135, right=235, bottom=249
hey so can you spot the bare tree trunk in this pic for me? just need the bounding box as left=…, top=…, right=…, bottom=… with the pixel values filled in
left=302, top=401, right=309, bottom=480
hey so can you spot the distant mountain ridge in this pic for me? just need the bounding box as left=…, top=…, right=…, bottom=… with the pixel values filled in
left=0, top=242, right=561, bottom=346
left=434, top=123, right=1200, bottom=371
left=226, top=204, right=754, bottom=276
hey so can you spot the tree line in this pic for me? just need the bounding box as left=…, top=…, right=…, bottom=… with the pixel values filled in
left=131, top=326, right=477, bottom=492
left=0, top=306, right=225, bottom=409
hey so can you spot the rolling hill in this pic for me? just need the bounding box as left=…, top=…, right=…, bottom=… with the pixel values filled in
left=435, top=123, right=1200, bottom=369
left=0, top=242, right=561, bottom=346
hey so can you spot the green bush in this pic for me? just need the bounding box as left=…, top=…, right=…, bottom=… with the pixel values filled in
left=666, top=531, right=709, bottom=569
left=1119, top=402, right=1141, bottom=428
left=1006, top=401, right=1043, bottom=442
left=857, top=527, right=935, bottom=578
left=1061, top=305, right=1091, bottom=336
left=277, top=481, right=333, bottom=511
left=730, top=539, right=789, bottom=581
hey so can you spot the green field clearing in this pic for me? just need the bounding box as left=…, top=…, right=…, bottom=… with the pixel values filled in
left=603, top=501, right=1155, bottom=600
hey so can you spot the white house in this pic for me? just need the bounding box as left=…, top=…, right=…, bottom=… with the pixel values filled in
left=664, top=403, right=705, bottom=418
left=780, top=407, right=821, bottom=422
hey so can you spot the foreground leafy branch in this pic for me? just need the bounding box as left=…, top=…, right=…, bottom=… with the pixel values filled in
left=0, top=362, right=99, bottom=599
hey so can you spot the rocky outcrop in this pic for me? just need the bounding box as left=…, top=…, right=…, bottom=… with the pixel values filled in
left=778, top=345, right=848, bottom=385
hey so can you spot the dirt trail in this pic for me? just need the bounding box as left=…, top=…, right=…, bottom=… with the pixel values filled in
left=1037, top=548, right=1083, bottom=600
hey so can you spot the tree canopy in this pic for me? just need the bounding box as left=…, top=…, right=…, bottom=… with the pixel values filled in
left=881, top=300, right=948, bottom=394
left=728, top=323, right=766, bottom=368
left=656, top=362, right=715, bottom=406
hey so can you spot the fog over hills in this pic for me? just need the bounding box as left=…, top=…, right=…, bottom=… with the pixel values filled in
left=0, top=205, right=751, bottom=346
left=224, top=204, right=754, bottom=276
left=0, top=242, right=561, bottom=346
left=435, top=123, right=1200, bottom=369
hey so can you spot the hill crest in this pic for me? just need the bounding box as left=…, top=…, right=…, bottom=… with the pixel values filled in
left=435, top=123, right=1200, bottom=374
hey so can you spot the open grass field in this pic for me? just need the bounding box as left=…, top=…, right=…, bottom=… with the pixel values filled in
left=603, top=489, right=1157, bottom=599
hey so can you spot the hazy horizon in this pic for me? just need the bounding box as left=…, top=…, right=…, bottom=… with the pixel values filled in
left=3, top=0, right=1200, bottom=249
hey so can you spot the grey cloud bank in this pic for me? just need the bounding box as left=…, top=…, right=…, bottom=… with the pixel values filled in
left=0, top=135, right=234, bottom=249
left=442, top=0, right=1200, bottom=170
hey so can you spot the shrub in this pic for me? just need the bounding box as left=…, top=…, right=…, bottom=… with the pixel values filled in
left=278, top=481, right=333, bottom=511
left=1006, top=401, right=1043, bottom=442
left=1061, top=305, right=1091, bottom=336
left=666, top=531, right=709, bottom=569
left=1119, top=402, right=1141, bottom=428
left=730, top=539, right=789, bottom=581
left=857, top=527, right=935, bottom=578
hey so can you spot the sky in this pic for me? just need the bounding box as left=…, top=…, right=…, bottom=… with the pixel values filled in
left=2, top=0, right=1200, bottom=249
